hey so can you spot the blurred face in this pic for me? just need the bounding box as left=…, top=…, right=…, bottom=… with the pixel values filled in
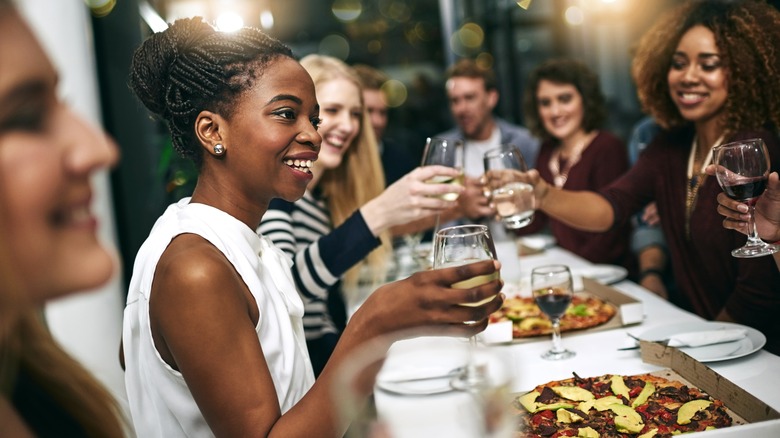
left=218, top=57, right=321, bottom=204
left=536, top=80, right=585, bottom=141
left=667, top=25, right=728, bottom=125
left=0, top=11, right=119, bottom=303
left=314, top=78, right=362, bottom=171
left=446, top=76, right=497, bottom=141
left=363, top=88, right=388, bottom=140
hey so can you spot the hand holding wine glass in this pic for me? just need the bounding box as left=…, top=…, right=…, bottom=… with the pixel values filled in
left=483, top=144, right=535, bottom=229
left=713, top=138, right=780, bottom=257
left=433, top=224, right=502, bottom=389
left=531, top=264, right=575, bottom=360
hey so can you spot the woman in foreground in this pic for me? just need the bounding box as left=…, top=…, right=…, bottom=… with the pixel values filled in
left=122, top=17, right=503, bottom=437
left=520, top=0, right=780, bottom=353
left=0, top=1, right=124, bottom=435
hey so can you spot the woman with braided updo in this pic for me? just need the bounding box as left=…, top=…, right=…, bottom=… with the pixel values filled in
left=122, top=17, right=503, bottom=437
left=520, top=0, right=780, bottom=353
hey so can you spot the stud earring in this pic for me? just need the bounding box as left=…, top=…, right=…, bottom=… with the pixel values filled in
left=213, top=143, right=225, bottom=156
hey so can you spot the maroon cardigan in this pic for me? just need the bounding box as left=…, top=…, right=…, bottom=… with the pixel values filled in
left=529, top=131, right=636, bottom=274
left=601, top=125, right=780, bottom=354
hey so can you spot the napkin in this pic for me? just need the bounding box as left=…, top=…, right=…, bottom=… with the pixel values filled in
left=666, top=328, right=747, bottom=348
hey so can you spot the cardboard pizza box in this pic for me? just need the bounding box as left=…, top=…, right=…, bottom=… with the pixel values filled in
left=582, top=277, right=644, bottom=326
left=640, top=341, right=780, bottom=426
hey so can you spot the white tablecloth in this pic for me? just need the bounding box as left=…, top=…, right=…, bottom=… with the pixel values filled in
left=350, top=240, right=780, bottom=436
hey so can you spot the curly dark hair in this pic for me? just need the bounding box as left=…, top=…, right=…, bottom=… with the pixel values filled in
left=522, top=58, right=607, bottom=140
left=632, top=0, right=780, bottom=133
left=129, top=17, right=293, bottom=167
left=445, top=58, right=497, bottom=91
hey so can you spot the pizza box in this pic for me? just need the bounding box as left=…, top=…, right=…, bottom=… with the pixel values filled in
left=480, top=277, right=643, bottom=344
left=639, top=341, right=780, bottom=427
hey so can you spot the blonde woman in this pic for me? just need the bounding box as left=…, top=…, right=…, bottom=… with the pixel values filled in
left=0, top=0, right=125, bottom=435
left=258, top=54, right=460, bottom=375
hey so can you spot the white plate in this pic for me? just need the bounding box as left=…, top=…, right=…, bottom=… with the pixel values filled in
left=574, top=264, right=628, bottom=284
left=638, top=321, right=766, bottom=362
left=518, top=234, right=556, bottom=250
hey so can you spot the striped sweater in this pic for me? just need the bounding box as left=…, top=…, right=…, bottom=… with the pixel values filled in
left=258, top=190, right=381, bottom=341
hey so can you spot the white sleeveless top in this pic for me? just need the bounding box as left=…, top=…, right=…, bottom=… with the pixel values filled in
left=123, top=198, right=314, bottom=437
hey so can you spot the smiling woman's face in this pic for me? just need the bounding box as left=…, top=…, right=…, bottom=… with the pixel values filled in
left=0, top=10, right=118, bottom=303
left=312, top=77, right=362, bottom=172
left=667, top=25, right=728, bottom=125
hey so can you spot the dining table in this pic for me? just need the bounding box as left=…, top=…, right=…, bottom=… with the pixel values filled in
left=346, top=237, right=780, bottom=437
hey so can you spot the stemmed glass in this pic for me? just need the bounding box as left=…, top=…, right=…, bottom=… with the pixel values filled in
left=422, top=137, right=465, bottom=235
left=531, top=264, right=575, bottom=360
left=483, top=144, right=535, bottom=229
left=713, top=138, right=780, bottom=258
left=433, top=224, right=500, bottom=390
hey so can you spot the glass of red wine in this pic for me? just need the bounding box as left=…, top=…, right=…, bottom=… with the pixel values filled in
left=713, top=138, right=780, bottom=258
left=531, top=264, right=575, bottom=360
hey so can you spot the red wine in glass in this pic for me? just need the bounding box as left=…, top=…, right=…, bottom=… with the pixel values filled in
left=534, top=288, right=572, bottom=320
left=531, top=265, right=575, bottom=360
left=713, top=138, right=779, bottom=258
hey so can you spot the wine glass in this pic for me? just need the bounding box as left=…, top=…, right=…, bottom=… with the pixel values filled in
left=432, top=224, right=500, bottom=390
left=422, top=137, right=465, bottom=235
left=531, top=264, right=575, bottom=360
left=334, top=331, right=514, bottom=438
left=713, top=138, right=780, bottom=258
left=483, top=144, right=535, bottom=229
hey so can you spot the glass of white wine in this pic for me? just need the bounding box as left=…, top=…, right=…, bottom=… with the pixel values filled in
left=433, top=224, right=500, bottom=390
left=421, top=137, right=464, bottom=202
left=483, top=144, right=535, bottom=229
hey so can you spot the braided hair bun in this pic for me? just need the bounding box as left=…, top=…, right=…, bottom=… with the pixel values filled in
left=129, top=17, right=293, bottom=166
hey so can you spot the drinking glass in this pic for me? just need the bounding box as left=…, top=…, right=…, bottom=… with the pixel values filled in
left=422, top=137, right=465, bottom=237
left=483, top=144, right=535, bottom=229
left=531, top=264, right=575, bottom=360
left=713, top=138, right=780, bottom=258
left=432, top=224, right=500, bottom=390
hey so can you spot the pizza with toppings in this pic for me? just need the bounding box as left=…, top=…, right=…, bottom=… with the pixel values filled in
left=490, top=294, right=616, bottom=338
left=513, top=372, right=734, bottom=437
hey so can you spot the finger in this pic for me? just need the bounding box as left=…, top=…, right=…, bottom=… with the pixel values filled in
left=428, top=259, right=499, bottom=286
left=416, top=165, right=462, bottom=180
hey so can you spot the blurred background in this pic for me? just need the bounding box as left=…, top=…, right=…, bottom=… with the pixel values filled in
left=20, top=0, right=780, bottom=416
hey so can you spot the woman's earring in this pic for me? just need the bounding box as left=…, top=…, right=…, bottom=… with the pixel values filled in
left=213, top=143, right=225, bottom=156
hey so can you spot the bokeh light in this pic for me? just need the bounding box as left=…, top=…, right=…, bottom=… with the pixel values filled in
left=260, top=10, right=274, bottom=29
left=381, top=79, right=407, bottom=108
left=319, top=34, right=351, bottom=60
left=476, top=52, right=494, bottom=70
left=564, top=6, right=585, bottom=26
left=215, top=11, right=244, bottom=32
left=332, top=0, right=362, bottom=22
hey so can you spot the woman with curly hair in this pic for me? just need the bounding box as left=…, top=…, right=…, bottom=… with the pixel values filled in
left=521, top=58, right=634, bottom=275
left=123, top=17, right=502, bottom=437
left=522, top=0, right=780, bottom=353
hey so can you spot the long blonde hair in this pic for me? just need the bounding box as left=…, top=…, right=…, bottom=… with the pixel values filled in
left=299, top=54, right=392, bottom=290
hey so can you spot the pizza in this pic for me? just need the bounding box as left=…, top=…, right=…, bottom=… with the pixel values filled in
left=513, top=372, right=734, bottom=437
left=489, top=294, right=616, bottom=338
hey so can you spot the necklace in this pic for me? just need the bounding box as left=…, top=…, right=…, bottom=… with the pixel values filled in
left=684, top=133, right=725, bottom=239
left=548, top=132, right=596, bottom=188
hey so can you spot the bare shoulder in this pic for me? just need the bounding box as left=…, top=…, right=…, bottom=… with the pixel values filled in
left=149, top=233, right=254, bottom=344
